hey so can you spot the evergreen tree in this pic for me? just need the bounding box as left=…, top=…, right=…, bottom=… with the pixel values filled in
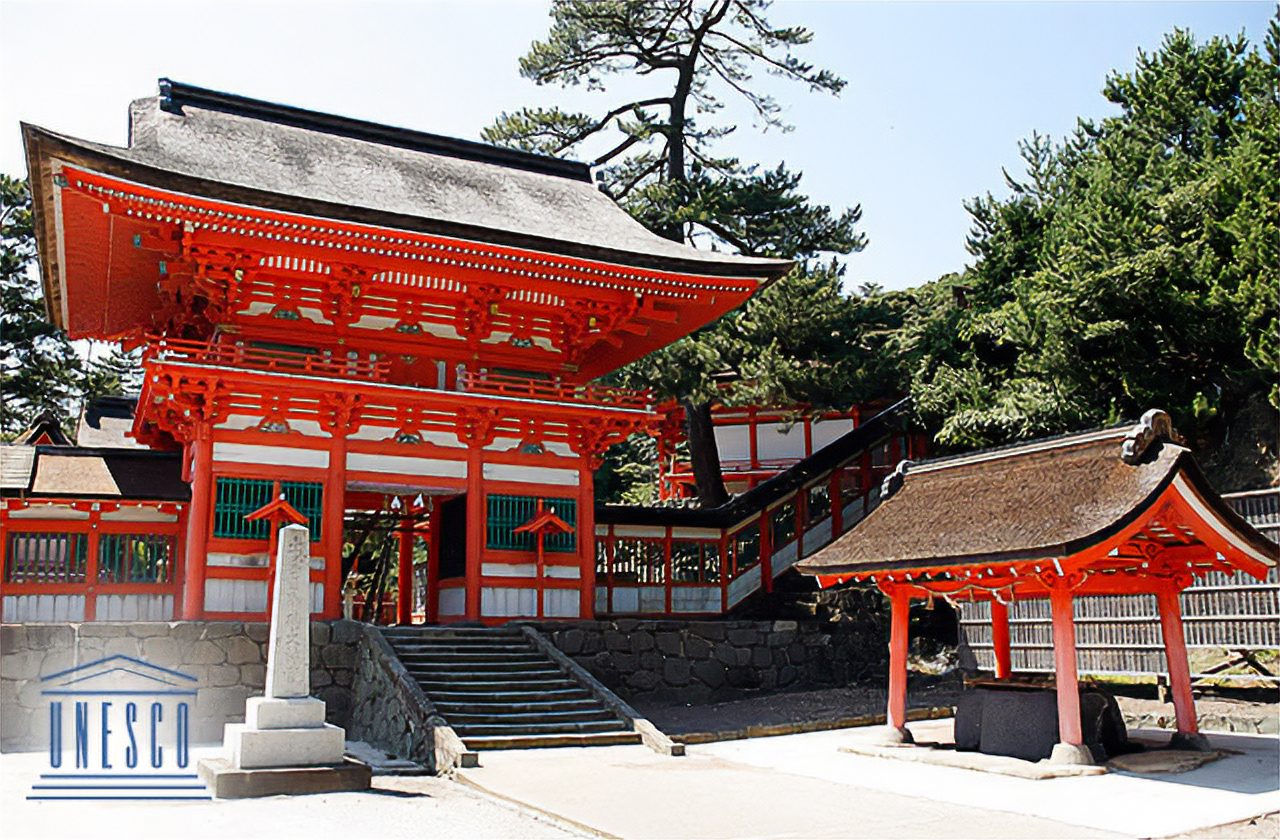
left=486, top=0, right=867, bottom=505
left=0, top=176, right=84, bottom=438
left=908, top=23, right=1279, bottom=451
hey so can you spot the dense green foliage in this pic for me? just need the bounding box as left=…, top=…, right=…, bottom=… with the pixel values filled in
left=899, top=23, right=1279, bottom=450
left=0, top=176, right=140, bottom=438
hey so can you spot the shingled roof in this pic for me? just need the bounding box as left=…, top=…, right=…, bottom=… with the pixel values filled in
left=23, top=79, right=790, bottom=318
left=795, top=417, right=1277, bottom=577
left=0, top=446, right=187, bottom=501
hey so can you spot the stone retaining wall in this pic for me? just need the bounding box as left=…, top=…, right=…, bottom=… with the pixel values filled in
left=533, top=617, right=887, bottom=704
left=0, top=621, right=358, bottom=752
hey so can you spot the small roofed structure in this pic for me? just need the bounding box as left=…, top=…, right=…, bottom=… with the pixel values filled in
left=796, top=410, right=1277, bottom=764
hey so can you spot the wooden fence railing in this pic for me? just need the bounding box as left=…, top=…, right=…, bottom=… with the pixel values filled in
left=957, top=487, right=1280, bottom=684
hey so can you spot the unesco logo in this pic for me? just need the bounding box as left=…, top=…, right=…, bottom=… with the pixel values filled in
left=29, top=654, right=210, bottom=800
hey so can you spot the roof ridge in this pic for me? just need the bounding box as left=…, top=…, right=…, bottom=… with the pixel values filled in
left=156, top=78, right=594, bottom=184
left=907, top=424, right=1137, bottom=475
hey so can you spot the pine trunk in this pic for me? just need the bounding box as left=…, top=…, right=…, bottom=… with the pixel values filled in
left=683, top=399, right=729, bottom=508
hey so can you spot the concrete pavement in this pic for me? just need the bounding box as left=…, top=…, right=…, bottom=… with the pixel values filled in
left=458, top=720, right=1280, bottom=839
left=0, top=747, right=581, bottom=840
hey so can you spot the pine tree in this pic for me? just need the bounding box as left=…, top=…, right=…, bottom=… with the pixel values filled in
left=0, top=175, right=85, bottom=438
left=485, top=0, right=867, bottom=505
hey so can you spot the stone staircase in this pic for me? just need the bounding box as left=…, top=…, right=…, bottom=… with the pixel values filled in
left=380, top=626, right=642, bottom=751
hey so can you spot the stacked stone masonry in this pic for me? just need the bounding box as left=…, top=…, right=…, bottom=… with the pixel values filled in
left=0, top=621, right=358, bottom=752
left=533, top=618, right=888, bottom=705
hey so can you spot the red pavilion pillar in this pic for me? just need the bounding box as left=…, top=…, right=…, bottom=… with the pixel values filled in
left=1048, top=584, right=1092, bottom=763
left=885, top=587, right=912, bottom=741
left=1156, top=584, right=1209, bottom=750
left=990, top=599, right=1012, bottom=679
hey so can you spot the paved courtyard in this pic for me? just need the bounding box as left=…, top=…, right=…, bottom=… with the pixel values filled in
left=2, top=722, right=1276, bottom=839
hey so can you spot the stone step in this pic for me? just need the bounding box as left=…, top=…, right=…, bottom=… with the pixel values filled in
left=415, top=677, right=581, bottom=693
left=410, top=669, right=568, bottom=684
left=426, top=687, right=593, bottom=704
left=381, top=627, right=522, bottom=639
left=395, top=650, right=547, bottom=663
left=442, top=708, right=621, bottom=726
left=460, top=731, right=642, bottom=751
left=388, top=642, right=536, bottom=654
left=401, top=659, right=556, bottom=674
left=451, top=720, right=631, bottom=737
left=431, top=698, right=603, bottom=715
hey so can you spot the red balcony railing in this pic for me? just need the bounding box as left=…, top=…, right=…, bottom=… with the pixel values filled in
left=458, top=370, right=651, bottom=410
left=146, top=337, right=390, bottom=382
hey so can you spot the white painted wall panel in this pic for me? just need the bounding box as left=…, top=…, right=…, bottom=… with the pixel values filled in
left=96, top=594, right=174, bottom=621
left=610, top=587, right=639, bottom=613
left=727, top=566, right=762, bottom=608
left=213, top=442, right=328, bottom=469
left=544, top=565, right=580, bottom=580
left=346, top=452, right=466, bottom=478
left=100, top=507, right=178, bottom=523
left=542, top=589, right=580, bottom=618
left=482, top=463, right=579, bottom=486
left=756, top=422, right=805, bottom=461
left=8, top=505, right=89, bottom=520
left=482, top=587, right=536, bottom=617
left=671, top=586, right=720, bottom=613
left=810, top=418, right=854, bottom=450
left=2, top=594, right=85, bottom=622
left=595, top=586, right=608, bottom=614
left=713, top=424, right=752, bottom=462
left=637, top=586, right=666, bottom=613
left=483, top=562, right=536, bottom=578
left=204, top=579, right=268, bottom=613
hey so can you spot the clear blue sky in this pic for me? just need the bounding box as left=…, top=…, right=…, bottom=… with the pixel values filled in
left=0, top=1, right=1272, bottom=291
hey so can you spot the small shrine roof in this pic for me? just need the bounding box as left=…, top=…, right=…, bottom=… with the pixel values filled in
left=795, top=413, right=1277, bottom=578
left=23, top=79, right=790, bottom=291
left=76, top=396, right=144, bottom=449
left=0, top=446, right=187, bottom=501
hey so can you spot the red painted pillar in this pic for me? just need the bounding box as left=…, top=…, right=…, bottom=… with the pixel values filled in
left=578, top=463, right=596, bottom=619
left=991, top=599, right=1012, bottom=679
left=464, top=446, right=484, bottom=621
left=1049, top=586, right=1083, bottom=745
left=1156, top=586, right=1200, bottom=737
left=396, top=517, right=413, bottom=625
left=321, top=432, right=347, bottom=620
left=425, top=506, right=440, bottom=624
left=887, top=588, right=911, bottom=732
left=181, top=430, right=213, bottom=620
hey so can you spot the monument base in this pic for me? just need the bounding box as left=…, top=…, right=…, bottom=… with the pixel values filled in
left=197, top=756, right=372, bottom=799
left=224, top=721, right=346, bottom=769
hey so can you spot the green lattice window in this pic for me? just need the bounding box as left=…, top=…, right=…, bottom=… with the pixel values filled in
left=213, top=478, right=323, bottom=540
left=99, top=534, right=175, bottom=583
left=486, top=494, right=576, bottom=553
left=280, top=480, right=324, bottom=538
left=4, top=532, right=87, bottom=583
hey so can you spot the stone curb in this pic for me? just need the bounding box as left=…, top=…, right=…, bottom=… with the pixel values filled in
left=671, top=705, right=955, bottom=745
left=520, top=625, right=685, bottom=757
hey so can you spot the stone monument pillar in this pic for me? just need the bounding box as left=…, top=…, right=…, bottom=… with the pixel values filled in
left=198, top=523, right=370, bottom=797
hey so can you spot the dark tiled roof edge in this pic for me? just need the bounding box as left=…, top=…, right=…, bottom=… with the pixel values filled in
left=158, top=79, right=593, bottom=183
